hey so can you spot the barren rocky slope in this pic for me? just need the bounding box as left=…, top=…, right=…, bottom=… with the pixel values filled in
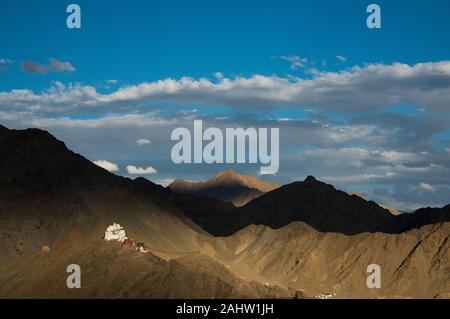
left=207, top=221, right=450, bottom=298
left=0, top=241, right=293, bottom=299
left=0, top=124, right=449, bottom=299
left=0, top=125, right=295, bottom=298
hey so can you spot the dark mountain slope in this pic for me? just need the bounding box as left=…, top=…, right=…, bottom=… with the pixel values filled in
left=0, top=125, right=297, bottom=298
left=134, top=176, right=235, bottom=227
left=0, top=126, right=218, bottom=264
left=201, top=176, right=395, bottom=236
left=202, top=176, right=450, bottom=236
left=0, top=126, right=230, bottom=224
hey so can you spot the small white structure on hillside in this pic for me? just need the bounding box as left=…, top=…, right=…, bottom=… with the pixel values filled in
left=104, top=223, right=127, bottom=242
left=315, top=292, right=336, bottom=299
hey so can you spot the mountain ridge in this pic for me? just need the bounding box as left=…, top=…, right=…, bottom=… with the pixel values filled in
left=169, top=168, right=279, bottom=206
left=198, top=175, right=450, bottom=236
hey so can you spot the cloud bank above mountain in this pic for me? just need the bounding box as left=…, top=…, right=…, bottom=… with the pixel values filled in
left=1, top=60, right=449, bottom=210
left=1, top=61, right=450, bottom=115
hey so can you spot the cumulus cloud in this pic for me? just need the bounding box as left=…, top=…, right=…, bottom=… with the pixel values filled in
left=3, top=61, right=450, bottom=113
left=126, top=165, right=158, bottom=175
left=2, top=60, right=450, bottom=210
left=107, top=80, right=118, bottom=85
left=21, top=58, right=75, bottom=74
left=136, top=138, right=151, bottom=146
left=94, top=160, right=119, bottom=172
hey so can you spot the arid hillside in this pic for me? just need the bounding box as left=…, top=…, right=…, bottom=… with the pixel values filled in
left=0, top=124, right=448, bottom=299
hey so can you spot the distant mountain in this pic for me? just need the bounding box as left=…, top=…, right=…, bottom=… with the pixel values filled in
left=169, top=168, right=279, bottom=206
left=200, top=176, right=450, bottom=236
left=199, top=176, right=395, bottom=236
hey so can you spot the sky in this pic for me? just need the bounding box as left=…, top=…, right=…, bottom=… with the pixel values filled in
left=1, top=0, right=450, bottom=210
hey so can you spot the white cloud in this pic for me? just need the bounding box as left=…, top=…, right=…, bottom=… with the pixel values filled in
left=335, top=55, right=347, bottom=63
left=325, top=125, right=379, bottom=144
left=94, top=160, right=119, bottom=172
left=419, top=182, right=435, bottom=192
left=322, top=173, right=393, bottom=184
left=3, top=61, right=450, bottom=113
left=378, top=151, right=416, bottom=163
left=136, top=138, right=151, bottom=146
left=0, top=111, right=177, bottom=130
left=107, top=80, right=118, bottom=85
left=279, top=55, right=308, bottom=70
left=126, top=165, right=157, bottom=175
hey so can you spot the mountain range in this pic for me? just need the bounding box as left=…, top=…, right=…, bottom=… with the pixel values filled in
left=0, top=124, right=449, bottom=299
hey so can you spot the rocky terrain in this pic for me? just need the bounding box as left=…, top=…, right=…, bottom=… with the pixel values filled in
left=0, top=124, right=448, bottom=299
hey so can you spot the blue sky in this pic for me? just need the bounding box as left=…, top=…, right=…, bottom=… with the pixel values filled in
left=2, top=0, right=450, bottom=90
left=1, top=0, right=450, bottom=210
